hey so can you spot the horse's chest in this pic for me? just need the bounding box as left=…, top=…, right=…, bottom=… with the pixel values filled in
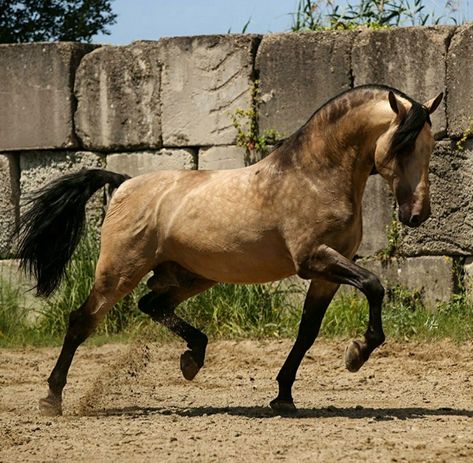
left=286, top=207, right=362, bottom=258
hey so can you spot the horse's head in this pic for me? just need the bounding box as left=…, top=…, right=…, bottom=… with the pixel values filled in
left=374, top=91, right=443, bottom=227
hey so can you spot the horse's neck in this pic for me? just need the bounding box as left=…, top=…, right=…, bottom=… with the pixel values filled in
left=265, top=98, right=392, bottom=211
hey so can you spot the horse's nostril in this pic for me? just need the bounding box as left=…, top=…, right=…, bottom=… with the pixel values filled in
left=410, top=214, right=421, bottom=227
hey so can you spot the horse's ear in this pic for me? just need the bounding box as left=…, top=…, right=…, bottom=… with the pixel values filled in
left=388, top=91, right=407, bottom=120
left=423, top=93, right=443, bottom=114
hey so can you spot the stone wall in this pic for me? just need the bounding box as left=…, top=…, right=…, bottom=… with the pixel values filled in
left=1, top=25, right=473, bottom=308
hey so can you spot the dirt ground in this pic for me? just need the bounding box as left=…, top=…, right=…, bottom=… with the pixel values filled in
left=1, top=338, right=472, bottom=463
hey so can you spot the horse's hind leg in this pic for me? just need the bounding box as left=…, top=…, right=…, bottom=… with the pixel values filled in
left=39, top=272, right=143, bottom=416
left=138, top=263, right=215, bottom=380
left=270, top=279, right=339, bottom=413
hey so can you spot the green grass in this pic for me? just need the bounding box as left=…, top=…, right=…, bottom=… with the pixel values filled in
left=0, top=280, right=33, bottom=346
left=322, top=287, right=473, bottom=342
left=1, top=231, right=472, bottom=347
left=35, top=230, right=149, bottom=342
left=177, top=282, right=302, bottom=339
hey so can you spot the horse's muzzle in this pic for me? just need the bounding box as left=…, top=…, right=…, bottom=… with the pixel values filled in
left=398, top=203, right=431, bottom=228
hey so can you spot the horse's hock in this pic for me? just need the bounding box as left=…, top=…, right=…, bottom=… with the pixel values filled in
left=1, top=26, right=473, bottom=308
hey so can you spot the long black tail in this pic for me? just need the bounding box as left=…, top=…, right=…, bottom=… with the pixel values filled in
left=17, top=169, right=130, bottom=297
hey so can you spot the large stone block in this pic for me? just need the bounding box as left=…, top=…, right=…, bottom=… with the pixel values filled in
left=359, top=256, right=455, bottom=307
left=160, top=35, right=259, bottom=146
left=256, top=31, right=353, bottom=138
left=447, top=24, right=473, bottom=138
left=106, top=149, right=196, bottom=177
left=357, top=175, right=394, bottom=257
left=0, top=43, right=98, bottom=151
left=20, top=151, right=106, bottom=228
left=400, top=140, right=473, bottom=256
left=75, top=42, right=162, bottom=151
left=352, top=26, right=454, bottom=137
left=0, top=154, right=20, bottom=257
left=199, top=146, right=246, bottom=170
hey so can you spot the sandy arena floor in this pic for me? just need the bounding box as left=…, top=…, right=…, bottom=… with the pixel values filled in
left=1, top=338, right=472, bottom=462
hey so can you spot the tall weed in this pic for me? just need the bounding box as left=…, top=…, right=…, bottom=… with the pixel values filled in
left=0, top=279, right=32, bottom=346
left=291, top=0, right=461, bottom=31
left=322, top=286, right=473, bottom=342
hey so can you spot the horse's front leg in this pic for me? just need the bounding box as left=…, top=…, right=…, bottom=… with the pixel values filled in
left=270, top=280, right=339, bottom=413
left=297, top=244, right=386, bottom=373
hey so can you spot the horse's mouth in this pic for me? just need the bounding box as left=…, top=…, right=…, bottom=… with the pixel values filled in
left=398, top=207, right=430, bottom=228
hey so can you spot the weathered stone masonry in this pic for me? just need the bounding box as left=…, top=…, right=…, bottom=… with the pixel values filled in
left=1, top=25, right=472, bottom=307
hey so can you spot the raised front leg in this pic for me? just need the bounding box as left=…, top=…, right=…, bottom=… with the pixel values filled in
left=270, top=279, right=339, bottom=413
left=297, top=244, right=386, bottom=373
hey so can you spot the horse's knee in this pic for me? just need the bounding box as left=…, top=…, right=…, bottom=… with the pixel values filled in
left=363, top=275, right=384, bottom=305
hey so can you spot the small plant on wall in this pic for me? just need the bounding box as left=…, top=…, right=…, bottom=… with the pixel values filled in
left=377, top=211, right=402, bottom=263
left=231, top=80, right=281, bottom=163
left=456, top=117, right=473, bottom=151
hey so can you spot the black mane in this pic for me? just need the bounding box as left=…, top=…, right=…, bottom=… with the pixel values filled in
left=269, top=84, right=431, bottom=160
left=389, top=101, right=431, bottom=156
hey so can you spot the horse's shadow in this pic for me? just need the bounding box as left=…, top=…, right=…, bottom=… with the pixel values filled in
left=87, top=404, right=473, bottom=421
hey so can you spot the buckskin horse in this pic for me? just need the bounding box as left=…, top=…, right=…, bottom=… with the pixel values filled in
left=17, top=84, right=443, bottom=416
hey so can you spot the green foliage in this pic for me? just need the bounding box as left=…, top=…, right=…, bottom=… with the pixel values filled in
left=1, top=229, right=472, bottom=347
left=323, top=285, right=473, bottom=342
left=231, top=80, right=282, bottom=157
left=176, top=282, right=302, bottom=339
left=0, top=0, right=117, bottom=43
left=37, top=230, right=147, bottom=340
left=377, top=211, right=402, bottom=263
left=241, top=17, right=251, bottom=34
left=291, top=0, right=459, bottom=31
left=0, top=279, right=32, bottom=346
left=456, top=118, right=473, bottom=151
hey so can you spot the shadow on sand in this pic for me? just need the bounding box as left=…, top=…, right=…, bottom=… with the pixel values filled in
left=86, top=404, right=473, bottom=421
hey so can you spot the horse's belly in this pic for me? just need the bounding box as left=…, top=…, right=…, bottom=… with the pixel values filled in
left=164, top=233, right=296, bottom=284
left=179, top=251, right=295, bottom=284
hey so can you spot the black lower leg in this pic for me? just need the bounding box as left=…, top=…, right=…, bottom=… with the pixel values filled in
left=337, top=277, right=385, bottom=374
left=274, top=310, right=326, bottom=404
left=271, top=282, right=338, bottom=411
left=40, top=306, right=97, bottom=415
left=138, top=291, right=208, bottom=379
left=50, top=309, right=96, bottom=392
left=298, top=245, right=386, bottom=372
left=363, top=288, right=386, bottom=357
left=139, top=291, right=207, bottom=350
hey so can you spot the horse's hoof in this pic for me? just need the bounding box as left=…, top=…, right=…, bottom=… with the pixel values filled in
left=345, top=340, right=365, bottom=372
left=39, top=396, right=62, bottom=417
left=180, top=350, right=201, bottom=381
left=269, top=398, right=298, bottom=415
